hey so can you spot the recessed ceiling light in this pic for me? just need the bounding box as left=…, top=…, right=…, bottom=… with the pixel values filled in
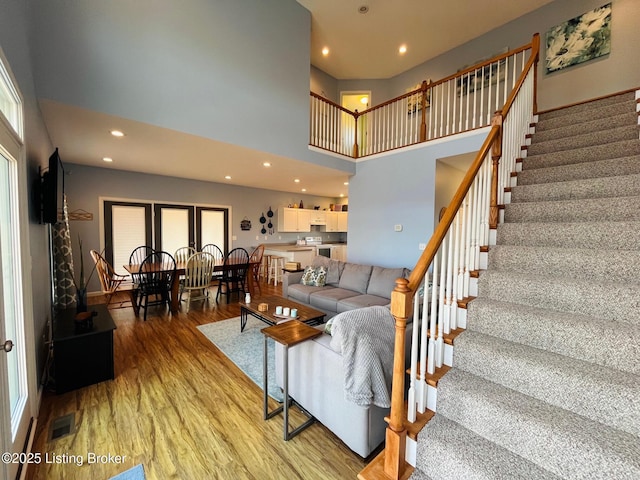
left=263, top=162, right=271, bottom=167
left=322, top=47, right=329, bottom=56
left=294, top=179, right=300, bottom=183
left=110, top=130, right=125, bottom=137
left=339, top=194, right=345, bottom=197
left=102, top=157, right=113, bottom=162
left=301, top=188, right=307, bottom=192
left=358, top=5, right=369, bottom=14
left=399, top=45, right=407, bottom=55
left=344, top=182, right=349, bottom=185
left=224, top=175, right=231, bottom=180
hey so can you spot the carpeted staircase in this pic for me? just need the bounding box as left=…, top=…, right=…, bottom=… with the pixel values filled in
left=411, top=91, right=640, bottom=479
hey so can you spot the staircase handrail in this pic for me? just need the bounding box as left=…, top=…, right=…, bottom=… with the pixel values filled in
left=376, top=32, right=539, bottom=480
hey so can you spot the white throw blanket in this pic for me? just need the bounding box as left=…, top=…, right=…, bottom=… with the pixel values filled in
left=330, top=306, right=396, bottom=408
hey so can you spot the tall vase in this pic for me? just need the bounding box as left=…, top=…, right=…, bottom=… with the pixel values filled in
left=76, top=288, right=87, bottom=313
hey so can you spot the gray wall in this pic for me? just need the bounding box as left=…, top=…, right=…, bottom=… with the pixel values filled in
left=64, top=164, right=345, bottom=292
left=0, top=1, right=55, bottom=381
left=348, top=130, right=488, bottom=269
left=28, top=0, right=353, bottom=173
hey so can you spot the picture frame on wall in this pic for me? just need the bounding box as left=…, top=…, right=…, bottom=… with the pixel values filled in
left=545, top=3, right=611, bottom=74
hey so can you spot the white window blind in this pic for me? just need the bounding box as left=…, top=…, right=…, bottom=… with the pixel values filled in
left=112, top=205, right=147, bottom=275
left=160, top=207, right=190, bottom=258
left=201, top=209, right=225, bottom=251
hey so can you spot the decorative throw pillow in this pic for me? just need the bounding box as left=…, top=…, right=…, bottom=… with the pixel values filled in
left=300, top=266, right=327, bottom=287
left=324, top=317, right=334, bottom=335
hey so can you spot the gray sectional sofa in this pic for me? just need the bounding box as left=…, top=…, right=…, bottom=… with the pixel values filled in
left=282, top=255, right=410, bottom=319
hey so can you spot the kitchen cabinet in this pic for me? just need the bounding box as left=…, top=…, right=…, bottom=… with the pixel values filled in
left=331, top=245, right=347, bottom=262
left=309, top=210, right=326, bottom=225
left=278, top=207, right=311, bottom=232
left=326, top=211, right=349, bottom=232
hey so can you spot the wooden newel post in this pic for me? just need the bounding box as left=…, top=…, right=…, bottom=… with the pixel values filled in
left=489, top=112, right=503, bottom=229
left=353, top=111, right=360, bottom=158
left=419, top=80, right=428, bottom=143
left=384, top=277, right=413, bottom=479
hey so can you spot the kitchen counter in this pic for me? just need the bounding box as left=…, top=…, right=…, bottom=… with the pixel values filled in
left=262, top=244, right=315, bottom=252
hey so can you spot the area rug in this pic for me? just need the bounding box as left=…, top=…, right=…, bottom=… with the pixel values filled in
left=109, top=463, right=145, bottom=480
left=197, top=316, right=283, bottom=402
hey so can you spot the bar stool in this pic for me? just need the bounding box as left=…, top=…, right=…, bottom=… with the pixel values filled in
left=268, top=256, right=285, bottom=286
left=260, top=255, right=271, bottom=281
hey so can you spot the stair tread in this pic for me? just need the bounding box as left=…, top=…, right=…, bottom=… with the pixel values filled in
left=527, top=124, right=639, bottom=156
left=453, top=330, right=640, bottom=436
left=437, top=369, right=640, bottom=479
left=478, top=269, right=640, bottom=325
left=511, top=172, right=640, bottom=202
left=487, top=244, right=640, bottom=282
left=415, top=415, right=562, bottom=480
left=467, top=296, right=640, bottom=375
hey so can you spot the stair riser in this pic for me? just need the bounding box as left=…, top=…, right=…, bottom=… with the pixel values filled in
left=526, top=125, right=639, bottom=157
left=477, top=272, right=640, bottom=326
left=538, top=93, right=635, bottom=121
left=453, top=331, right=640, bottom=437
left=510, top=173, right=640, bottom=203
left=537, top=97, right=636, bottom=128
left=467, top=298, right=640, bottom=375
left=533, top=112, right=637, bottom=143
left=522, top=140, right=640, bottom=172
left=487, top=245, right=640, bottom=283
left=503, top=196, right=640, bottom=223
left=496, top=221, right=640, bottom=251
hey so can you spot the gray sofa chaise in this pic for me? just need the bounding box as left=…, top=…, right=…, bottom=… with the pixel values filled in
left=282, top=255, right=411, bottom=319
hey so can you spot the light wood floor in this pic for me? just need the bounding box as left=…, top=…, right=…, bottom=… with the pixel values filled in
left=26, top=282, right=368, bottom=480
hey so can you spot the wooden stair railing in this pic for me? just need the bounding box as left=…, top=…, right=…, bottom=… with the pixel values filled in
left=359, top=33, right=540, bottom=480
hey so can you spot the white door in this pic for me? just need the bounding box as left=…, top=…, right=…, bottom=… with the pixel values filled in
left=0, top=148, right=32, bottom=480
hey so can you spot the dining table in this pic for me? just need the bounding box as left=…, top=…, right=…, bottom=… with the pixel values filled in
left=123, top=259, right=258, bottom=315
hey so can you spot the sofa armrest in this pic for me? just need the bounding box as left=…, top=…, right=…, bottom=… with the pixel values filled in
left=282, top=271, right=304, bottom=297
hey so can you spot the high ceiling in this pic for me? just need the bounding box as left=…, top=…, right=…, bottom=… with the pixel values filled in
left=298, top=0, right=555, bottom=79
left=39, top=1, right=556, bottom=199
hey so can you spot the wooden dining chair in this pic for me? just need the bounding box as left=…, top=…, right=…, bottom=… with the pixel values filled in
left=137, top=251, right=176, bottom=320
left=183, top=252, right=216, bottom=312
left=174, top=246, right=196, bottom=301
left=202, top=243, right=225, bottom=279
left=215, top=247, right=249, bottom=304
left=129, top=245, right=154, bottom=306
left=249, top=244, right=265, bottom=295
left=90, top=250, right=134, bottom=308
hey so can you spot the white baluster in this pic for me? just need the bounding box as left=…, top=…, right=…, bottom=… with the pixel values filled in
left=407, top=291, right=420, bottom=423
left=436, top=240, right=447, bottom=368
left=418, top=278, right=429, bottom=413
left=427, top=255, right=438, bottom=375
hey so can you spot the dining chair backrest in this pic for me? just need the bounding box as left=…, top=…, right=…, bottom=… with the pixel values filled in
left=223, top=247, right=250, bottom=279
left=90, top=249, right=122, bottom=294
left=174, top=246, right=196, bottom=265
left=129, top=246, right=154, bottom=266
left=138, top=251, right=177, bottom=291
left=202, top=243, right=224, bottom=263
left=250, top=244, right=265, bottom=265
left=184, top=252, right=216, bottom=289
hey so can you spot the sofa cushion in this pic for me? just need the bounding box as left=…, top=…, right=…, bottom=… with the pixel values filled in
left=338, top=263, right=373, bottom=294
left=309, top=288, right=360, bottom=312
left=288, top=283, right=334, bottom=304
left=337, top=294, right=391, bottom=313
left=311, top=256, right=345, bottom=286
left=366, top=267, right=408, bottom=299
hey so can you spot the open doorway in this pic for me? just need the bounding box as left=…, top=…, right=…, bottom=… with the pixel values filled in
left=341, top=91, right=371, bottom=157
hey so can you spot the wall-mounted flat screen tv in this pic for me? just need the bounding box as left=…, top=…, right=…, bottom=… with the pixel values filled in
left=41, top=148, right=64, bottom=224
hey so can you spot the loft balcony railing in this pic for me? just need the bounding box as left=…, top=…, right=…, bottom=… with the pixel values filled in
left=310, top=38, right=538, bottom=159
left=355, top=34, right=540, bottom=480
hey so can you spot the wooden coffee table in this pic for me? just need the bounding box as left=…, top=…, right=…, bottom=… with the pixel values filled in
left=240, top=294, right=326, bottom=332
